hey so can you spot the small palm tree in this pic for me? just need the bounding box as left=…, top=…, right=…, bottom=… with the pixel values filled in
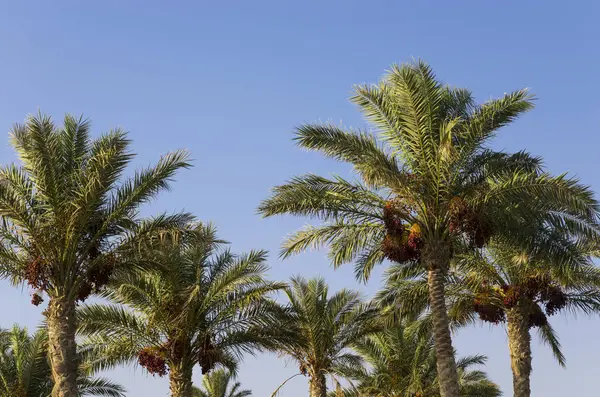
left=270, top=277, right=379, bottom=397
left=0, top=325, right=125, bottom=397
left=258, top=60, right=598, bottom=397
left=334, top=323, right=501, bottom=397
left=78, top=223, right=286, bottom=397
left=0, top=113, right=191, bottom=397
left=191, top=369, right=251, bottom=397
left=379, top=227, right=600, bottom=397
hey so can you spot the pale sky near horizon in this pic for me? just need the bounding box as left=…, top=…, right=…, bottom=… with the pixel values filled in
left=1, top=1, right=600, bottom=396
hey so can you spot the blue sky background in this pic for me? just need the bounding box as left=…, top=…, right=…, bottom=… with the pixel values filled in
left=1, top=1, right=599, bottom=396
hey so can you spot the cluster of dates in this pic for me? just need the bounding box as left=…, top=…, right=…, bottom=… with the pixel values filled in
left=381, top=201, right=424, bottom=263
left=25, top=247, right=116, bottom=306
left=473, top=276, right=567, bottom=328
left=448, top=197, right=493, bottom=248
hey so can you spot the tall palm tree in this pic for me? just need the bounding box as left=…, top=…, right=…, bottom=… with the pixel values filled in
left=379, top=228, right=600, bottom=397
left=78, top=222, right=286, bottom=397
left=334, top=322, right=501, bottom=397
left=258, top=60, right=599, bottom=397
left=191, top=369, right=251, bottom=397
left=0, top=325, right=125, bottom=397
left=0, top=113, right=191, bottom=397
left=270, top=277, right=379, bottom=397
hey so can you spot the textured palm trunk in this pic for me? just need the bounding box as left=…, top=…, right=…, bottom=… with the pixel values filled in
left=423, top=241, right=460, bottom=397
left=169, top=364, right=193, bottom=397
left=308, top=372, right=327, bottom=397
left=506, top=305, right=532, bottom=397
left=47, top=296, right=79, bottom=397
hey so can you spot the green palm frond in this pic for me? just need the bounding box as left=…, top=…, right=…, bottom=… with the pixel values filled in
left=294, top=124, right=405, bottom=189
left=536, top=323, right=566, bottom=367
left=79, top=377, right=126, bottom=397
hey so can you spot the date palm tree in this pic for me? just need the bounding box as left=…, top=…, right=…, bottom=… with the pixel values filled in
left=0, top=113, right=191, bottom=397
left=379, top=226, right=600, bottom=397
left=78, top=222, right=286, bottom=397
left=191, top=369, right=251, bottom=397
left=0, top=325, right=125, bottom=397
left=334, top=322, right=501, bottom=397
left=258, top=60, right=599, bottom=397
left=270, top=277, right=379, bottom=397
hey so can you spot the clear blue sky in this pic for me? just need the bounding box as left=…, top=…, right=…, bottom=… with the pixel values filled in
left=0, top=1, right=599, bottom=396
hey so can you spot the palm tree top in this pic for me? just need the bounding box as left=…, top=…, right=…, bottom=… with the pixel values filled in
left=192, top=369, right=252, bottom=397
left=268, top=276, right=380, bottom=397
left=258, top=60, right=599, bottom=281
left=0, top=112, right=192, bottom=303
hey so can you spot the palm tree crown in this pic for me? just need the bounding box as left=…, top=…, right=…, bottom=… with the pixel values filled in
left=192, top=369, right=251, bottom=397
left=271, top=276, right=379, bottom=397
left=78, top=222, right=286, bottom=397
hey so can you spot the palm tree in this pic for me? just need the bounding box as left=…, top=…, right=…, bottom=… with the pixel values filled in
left=78, top=222, right=286, bottom=397
left=0, top=325, right=125, bottom=397
left=270, top=276, right=379, bottom=397
left=379, top=227, right=600, bottom=397
left=191, top=369, right=251, bottom=397
left=0, top=113, right=191, bottom=397
left=333, top=322, right=501, bottom=397
left=258, top=60, right=599, bottom=397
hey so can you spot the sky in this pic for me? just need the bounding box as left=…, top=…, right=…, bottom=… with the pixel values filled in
left=0, top=1, right=599, bottom=396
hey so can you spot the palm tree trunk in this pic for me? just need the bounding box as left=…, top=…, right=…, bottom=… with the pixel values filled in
left=308, top=372, right=327, bottom=397
left=506, top=305, right=532, bottom=397
left=423, top=241, right=460, bottom=397
left=46, top=296, right=79, bottom=397
left=169, top=364, right=193, bottom=397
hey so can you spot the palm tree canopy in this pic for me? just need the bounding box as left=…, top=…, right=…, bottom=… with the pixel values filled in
left=258, top=60, right=599, bottom=280
left=273, top=276, right=380, bottom=384
left=192, top=369, right=252, bottom=397
left=78, top=222, right=287, bottom=378
left=0, top=325, right=125, bottom=397
left=378, top=224, right=600, bottom=366
left=335, top=322, right=501, bottom=397
left=0, top=113, right=192, bottom=303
